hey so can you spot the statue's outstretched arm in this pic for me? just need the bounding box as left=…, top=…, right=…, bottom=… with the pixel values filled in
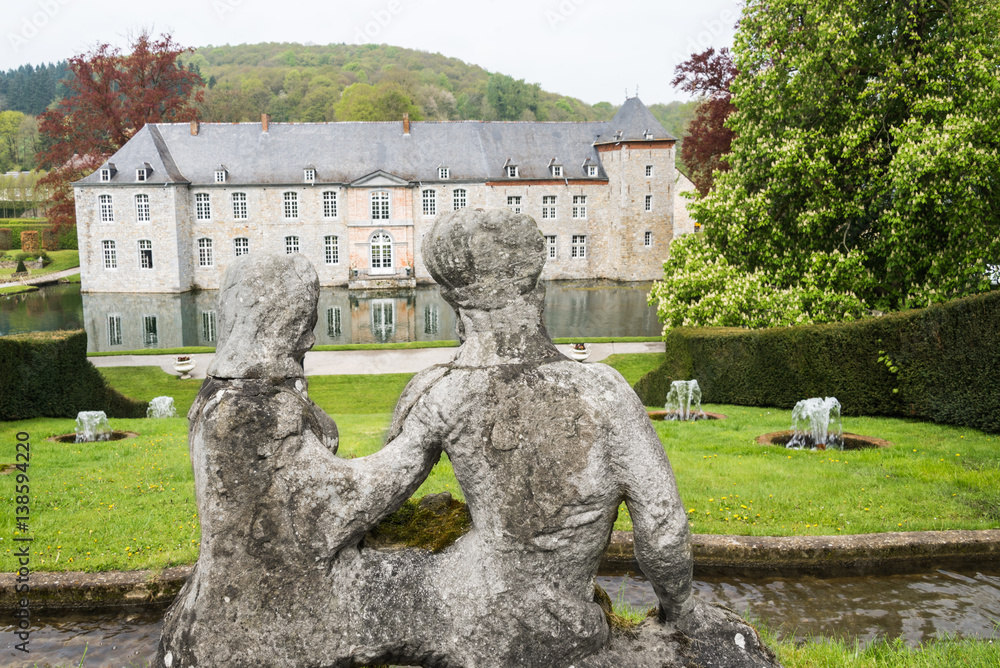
left=601, top=370, right=694, bottom=622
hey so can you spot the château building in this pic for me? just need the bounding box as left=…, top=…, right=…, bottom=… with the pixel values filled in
left=73, top=97, right=687, bottom=293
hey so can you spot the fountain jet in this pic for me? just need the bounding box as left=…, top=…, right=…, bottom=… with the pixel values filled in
left=664, top=380, right=706, bottom=421
left=75, top=411, right=112, bottom=443
left=787, top=397, right=844, bottom=450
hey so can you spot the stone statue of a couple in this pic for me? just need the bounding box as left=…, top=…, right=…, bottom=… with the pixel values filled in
left=155, top=208, right=779, bottom=668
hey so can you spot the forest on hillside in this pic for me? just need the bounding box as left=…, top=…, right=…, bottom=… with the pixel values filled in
left=0, top=42, right=696, bottom=173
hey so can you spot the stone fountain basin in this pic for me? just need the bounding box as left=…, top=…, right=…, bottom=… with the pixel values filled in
left=647, top=410, right=727, bottom=421
left=756, top=431, right=892, bottom=450
left=48, top=431, right=139, bottom=444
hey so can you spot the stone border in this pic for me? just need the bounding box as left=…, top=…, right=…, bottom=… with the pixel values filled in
left=756, top=430, right=892, bottom=449
left=647, top=411, right=728, bottom=421
left=5, top=530, right=999, bottom=611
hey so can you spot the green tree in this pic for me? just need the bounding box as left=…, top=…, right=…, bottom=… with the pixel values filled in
left=0, top=110, right=25, bottom=171
left=685, top=0, right=1000, bottom=319
left=334, top=82, right=421, bottom=122
left=485, top=73, right=539, bottom=120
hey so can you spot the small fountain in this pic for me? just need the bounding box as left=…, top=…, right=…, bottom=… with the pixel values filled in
left=786, top=397, right=843, bottom=450
left=664, top=380, right=706, bottom=421
left=75, top=411, right=112, bottom=443
left=147, top=396, right=177, bottom=418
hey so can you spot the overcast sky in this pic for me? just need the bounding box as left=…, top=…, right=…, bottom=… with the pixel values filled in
left=3, top=0, right=741, bottom=104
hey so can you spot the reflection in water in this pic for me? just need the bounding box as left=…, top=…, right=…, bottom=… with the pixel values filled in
left=1, top=281, right=662, bottom=350
left=5, top=569, right=999, bottom=666
left=597, top=568, right=1000, bottom=647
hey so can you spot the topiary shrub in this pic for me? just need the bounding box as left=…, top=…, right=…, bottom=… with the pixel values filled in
left=635, top=290, right=1000, bottom=433
left=0, top=228, right=11, bottom=251
left=0, top=330, right=148, bottom=421
left=14, top=259, right=27, bottom=274
left=42, top=229, right=59, bottom=251
left=20, top=230, right=39, bottom=254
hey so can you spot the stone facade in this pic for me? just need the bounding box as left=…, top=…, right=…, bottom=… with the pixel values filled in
left=74, top=98, right=687, bottom=293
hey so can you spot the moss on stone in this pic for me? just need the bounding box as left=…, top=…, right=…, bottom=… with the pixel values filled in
left=368, top=496, right=472, bottom=552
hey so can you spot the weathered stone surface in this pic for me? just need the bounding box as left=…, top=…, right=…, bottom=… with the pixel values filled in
left=156, top=214, right=780, bottom=667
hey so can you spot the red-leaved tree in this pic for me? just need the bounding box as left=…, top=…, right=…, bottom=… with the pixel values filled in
left=671, top=47, right=737, bottom=194
left=37, top=32, right=204, bottom=232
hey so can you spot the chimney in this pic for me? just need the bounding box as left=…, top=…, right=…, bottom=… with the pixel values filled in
left=261, top=114, right=270, bottom=133
left=403, top=113, right=410, bottom=135
left=190, top=119, right=199, bottom=136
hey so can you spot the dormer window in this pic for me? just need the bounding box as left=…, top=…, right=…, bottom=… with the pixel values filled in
left=215, top=167, right=228, bottom=183
left=506, top=165, right=518, bottom=178
left=439, top=167, right=450, bottom=180
left=100, top=163, right=116, bottom=182
left=304, top=168, right=316, bottom=183
left=587, top=165, right=598, bottom=177
left=614, top=130, right=623, bottom=140
left=135, top=168, right=149, bottom=182
left=644, top=129, right=654, bottom=140
left=551, top=165, right=563, bottom=178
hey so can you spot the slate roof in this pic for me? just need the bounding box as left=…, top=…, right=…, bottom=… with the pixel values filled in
left=595, top=97, right=676, bottom=144
left=76, top=97, right=674, bottom=187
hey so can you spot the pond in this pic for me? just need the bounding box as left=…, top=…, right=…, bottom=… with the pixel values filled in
left=0, top=281, right=662, bottom=350
left=3, top=568, right=998, bottom=667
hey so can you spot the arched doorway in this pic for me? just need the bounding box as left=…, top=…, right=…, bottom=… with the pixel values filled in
left=369, top=231, right=394, bottom=275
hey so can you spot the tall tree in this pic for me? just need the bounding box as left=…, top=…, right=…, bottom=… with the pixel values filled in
left=485, top=73, right=539, bottom=121
left=687, top=0, right=1000, bottom=314
left=36, top=32, right=203, bottom=231
left=671, top=48, right=737, bottom=194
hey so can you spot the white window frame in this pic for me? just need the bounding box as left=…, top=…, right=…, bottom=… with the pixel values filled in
left=234, top=237, right=249, bottom=257
left=587, top=165, right=598, bottom=177
left=198, top=237, right=214, bottom=267
left=135, top=194, right=150, bottom=222
left=100, top=168, right=111, bottom=182
left=285, top=235, right=300, bottom=254
left=195, top=193, right=211, bottom=221
left=506, top=165, right=518, bottom=178
left=551, top=165, right=563, bottom=177
left=283, top=191, right=299, bottom=219
left=142, top=315, right=158, bottom=346
left=645, top=165, right=653, bottom=177
left=424, top=304, right=439, bottom=335
left=135, top=168, right=147, bottom=183
left=438, top=167, right=450, bottom=180
left=138, top=239, right=153, bottom=269
left=645, top=194, right=653, bottom=212
left=202, top=310, right=217, bottom=343
left=232, top=192, right=248, bottom=220
left=371, top=191, right=391, bottom=220
left=324, top=235, right=339, bottom=265
left=571, top=234, right=587, bottom=259
left=542, top=195, right=556, bottom=219
left=326, top=306, right=342, bottom=338
left=102, top=239, right=117, bottom=269
left=422, top=189, right=437, bottom=217
left=107, top=315, right=122, bottom=346
left=304, top=168, right=316, bottom=183
left=323, top=191, right=338, bottom=219
left=215, top=170, right=227, bottom=183
left=545, top=235, right=557, bottom=259
left=99, top=194, right=114, bottom=223
left=644, top=231, right=652, bottom=247
left=572, top=195, right=587, bottom=219
left=507, top=195, right=522, bottom=214
left=452, top=188, right=467, bottom=211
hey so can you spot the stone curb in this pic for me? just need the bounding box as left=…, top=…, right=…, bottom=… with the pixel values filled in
left=4, top=529, right=999, bottom=611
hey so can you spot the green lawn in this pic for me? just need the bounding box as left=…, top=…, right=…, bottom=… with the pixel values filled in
left=0, top=284, right=39, bottom=295
left=0, top=356, right=997, bottom=575
left=0, top=249, right=80, bottom=277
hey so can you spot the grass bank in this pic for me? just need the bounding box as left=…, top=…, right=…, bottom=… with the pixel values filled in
left=1, top=356, right=996, bottom=575
left=0, top=284, right=39, bottom=295
left=0, top=249, right=79, bottom=278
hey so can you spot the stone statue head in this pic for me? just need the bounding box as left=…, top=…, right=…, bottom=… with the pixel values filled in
left=422, top=208, right=546, bottom=311
left=207, top=254, right=319, bottom=379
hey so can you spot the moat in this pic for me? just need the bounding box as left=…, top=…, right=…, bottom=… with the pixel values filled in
left=0, top=280, right=662, bottom=350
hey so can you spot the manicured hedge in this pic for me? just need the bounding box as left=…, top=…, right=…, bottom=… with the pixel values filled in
left=0, top=220, right=75, bottom=251
left=635, top=290, right=1000, bottom=433
left=0, top=330, right=148, bottom=421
